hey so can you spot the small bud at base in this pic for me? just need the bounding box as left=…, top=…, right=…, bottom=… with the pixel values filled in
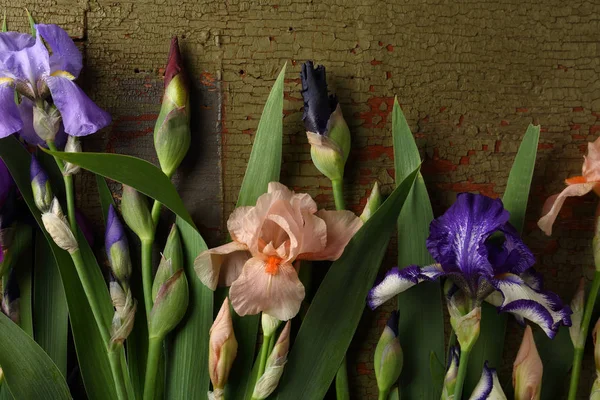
left=32, top=101, right=61, bottom=142
left=63, top=136, right=82, bottom=176
left=121, top=186, right=154, bottom=241
left=42, top=199, right=78, bottom=253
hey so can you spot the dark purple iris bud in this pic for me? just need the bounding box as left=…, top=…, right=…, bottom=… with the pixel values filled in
left=30, top=155, right=53, bottom=212
left=300, top=61, right=338, bottom=136
left=105, top=204, right=131, bottom=282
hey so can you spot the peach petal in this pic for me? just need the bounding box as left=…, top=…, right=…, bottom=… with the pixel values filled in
left=300, top=209, right=363, bottom=261
left=583, top=137, right=600, bottom=181
left=513, top=325, right=542, bottom=400
left=194, top=241, right=250, bottom=290
left=537, top=182, right=596, bottom=236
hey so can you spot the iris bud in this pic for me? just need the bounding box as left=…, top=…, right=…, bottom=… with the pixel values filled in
left=154, top=37, right=190, bottom=178
left=42, top=198, right=78, bottom=253
left=448, top=292, right=481, bottom=352
left=360, top=181, right=381, bottom=222
left=441, top=346, right=459, bottom=400
left=513, top=326, right=542, bottom=400
left=30, top=155, right=53, bottom=213
left=109, top=279, right=136, bottom=347
left=209, top=298, right=238, bottom=398
left=121, top=185, right=154, bottom=241
left=253, top=321, right=291, bottom=399
left=32, top=101, right=61, bottom=142
left=63, top=136, right=81, bottom=176
left=1, top=267, right=19, bottom=324
left=151, top=224, right=183, bottom=299
left=261, top=313, right=281, bottom=338
left=105, top=205, right=132, bottom=282
left=569, top=278, right=585, bottom=349
left=374, top=311, right=403, bottom=396
left=471, top=362, right=507, bottom=400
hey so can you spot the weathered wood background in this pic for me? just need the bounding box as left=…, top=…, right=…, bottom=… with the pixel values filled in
left=4, top=0, right=600, bottom=398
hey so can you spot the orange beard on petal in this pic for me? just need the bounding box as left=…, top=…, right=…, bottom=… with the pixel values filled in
left=265, top=256, right=282, bottom=275
left=565, top=176, right=587, bottom=185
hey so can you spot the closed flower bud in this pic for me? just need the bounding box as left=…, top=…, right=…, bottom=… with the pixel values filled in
left=154, top=37, right=190, bottom=178
left=360, top=181, right=381, bottom=222
left=151, top=224, right=183, bottom=299
left=513, top=326, right=543, bottom=400
left=30, top=155, right=53, bottom=213
left=261, top=313, right=281, bottom=338
left=32, top=101, right=61, bottom=142
left=470, top=362, right=507, bottom=400
left=121, top=185, right=154, bottom=241
left=148, top=240, right=188, bottom=340
left=105, top=205, right=132, bottom=282
left=448, top=293, right=481, bottom=352
left=1, top=267, right=19, bottom=324
left=253, top=321, right=291, bottom=399
left=109, top=279, right=136, bottom=347
left=42, top=198, right=78, bottom=253
left=569, top=278, right=585, bottom=349
left=209, top=298, right=238, bottom=394
left=301, top=61, right=350, bottom=182
left=63, top=136, right=81, bottom=176
left=441, top=346, right=459, bottom=400
left=374, top=311, right=403, bottom=395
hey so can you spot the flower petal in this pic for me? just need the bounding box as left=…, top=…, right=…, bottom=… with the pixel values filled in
left=300, top=61, right=337, bottom=135
left=36, top=24, right=82, bottom=77
left=537, top=182, right=596, bottom=236
left=0, top=30, right=49, bottom=84
left=0, top=32, right=34, bottom=52
left=583, top=137, right=600, bottom=181
left=299, top=209, right=363, bottom=261
left=487, top=224, right=535, bottom=275
left=0, top=82, right=22, bottom=138
left=229, top=257, right=305, bottom=321
left=367, top=265, right=440, bottom=309
left=46, top=76, right=111, bottom=136
left=469, top=362, right=507, bottom=400
left=492, top=273, right=572, bottom=338
left=194, top=242, right=250, bottom=290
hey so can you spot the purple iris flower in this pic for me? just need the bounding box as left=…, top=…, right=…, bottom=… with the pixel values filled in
left=368, top=193, right=572, bottom=338
left=105, top=204, right=131, bottom=282
left=0, top=24, right=110, bottom=142
left=300, top=61, right=338, bottom=135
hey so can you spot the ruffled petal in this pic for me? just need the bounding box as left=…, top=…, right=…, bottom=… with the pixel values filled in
left=194, top=241, right=250, bottom=290
left=538, top=182, right=596, bottom=236
left=488, top=224, right=536, bottom=275
left=46, top=76, right=111, bottom=136
left=0, top=32, right=34, bottom=52
left=36, top=24, right=82, bottom=77
left=368, top=265, right=442, bottom=309
left=583, top=137, right=600, bottom=181
left=229, top=257, right=305, bottom=321
left=427, top=193, right=509, bottom=289
left=0, top=30, right=49, bottom=84
left=299, top=209, right=363, bottom=261
left=261, top=200, right=302, bottom=262
left=227, top=206, right=256, bottom=245
left=0, top=82, right=22, bottom=138
left=469, top=362, right=507, bottom=400
left=492, top=273, right=572, bottom=338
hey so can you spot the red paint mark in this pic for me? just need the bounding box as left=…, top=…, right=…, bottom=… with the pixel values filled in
left=573, top=106, right=585, bottom=112
left=357, top=145, right=394, bottom=161
left=422, top=116, right=429, bottom=124
left=356, top=362, right=371, bottom=375
left=386, top=71, right=392, bottom=79
left=500, top=120, right=510, bottom=126
left=284, top=93, right=302, bottom=102
left=246, top=115, right=253, bottom=120
left=285, top=78, right=301, bottom=84
left=242, top=129, right=254, bottom=135
left=282, top=109, right=294, bottom=117
left=572, top=134, right=586, bottom=140
left=580, top=144, right=588, bottom=153
left=369, top=85, right=375, bottom=92
left=387, top=168, right=395, bottom=180
left=456, top=115, right=464, bottom=128
left=422, top=149, right=457, bottom=174
left=593, top=112, right=600, bottom=120
left=571, top=124, right=581, bottom=130
left=386, top=44, right=394, bottom=52
left=494, top=140, right=502, bottom=152
left=590, top=125, right=600, bottom=135
left=482, top=144, right=489, bottom=151
left=415, top=133, right=426, bottom=138
left=516, top=108, right=528, bottom=113
left=158, top=67, right=165, bottom=75
left=370, top=59, right=383, bottom=66
left=459, top=156, right=470, bottom=165
left=468, top=150, right=476, bottom=156
left=200, top=72, right=216, bottom=88
left=438, top=180, right=498, bottom=198
left=106, top=113, right=159, bottom=152
left=439, top=106, right=447, bottom=112
left=538, top=143, right=553, bottom=150
left=313, top=193, right=331, bottom=205
left=355, top=96, right=394, bottom=128
left=378, top=41, right=383, bottom=46
left=291, top=59, right=297, bottom=66
left=557, top=64, right=569, bottom=72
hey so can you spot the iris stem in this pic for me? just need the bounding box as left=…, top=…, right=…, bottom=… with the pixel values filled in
left=331, top=179, right=345, bottom=211
left=567, top=270, right=600, bottom=400
left=141, top=238, right=154, bottom=319
left=46, top=141, right=77, bottom=232
left=377, top=389, right=390, bottom=400
left=151, top=200, right=162, bottom=226
left=454, top=348, right=471, bottom=400
left=251, top=333, right=273, bottom=400
left=143, top=336, right=163, bottom=400
left=335, top=357, right=350, bottom=400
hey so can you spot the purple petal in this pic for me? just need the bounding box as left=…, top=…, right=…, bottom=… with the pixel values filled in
left=386, top=310, right=399, bottom=336
left=30, top=155, right=48, bottom=186
left=36, top=24, right=82, bottom=77
left=368, top=265, right=442, bottom=309
left=427, top=193, right=509, bottom=293
left=46, top=76, right=111, bottom=136
left=0, top=30, right=49, bottom=85
left=105, top=204, right=128, bottom=255
left=469, top=362, right=506, bottom=400
left=0, top=82, right=22, bottom=138
left=0, top=32, right=34, bottom=52
left=487, top=224, right=535, bottom=275
left=300, top=61, right=337, bottom=135
left=492, top=273, right=572, bottom=338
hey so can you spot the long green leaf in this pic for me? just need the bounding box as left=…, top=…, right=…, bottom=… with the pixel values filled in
left=393, top=98, right=445, bottom=399
left=33, top=233, right=68, bottom=375
left=228, top=64, right=286, bottom=400
left=0, top=136, right=118, bottom=400
left=275, top=166, right=420, bottom=399
left=0, top=312, right=71, bottom=399
left=166, top=217, right=212, bottom=398
left=96, top=175, right=115, bottom=225
left=465, top=124, right=540, bottom=392
left=535, top=327, right=573, bottom=399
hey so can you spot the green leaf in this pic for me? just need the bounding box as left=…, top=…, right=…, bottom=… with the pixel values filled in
left=14, top=226, right=33, bottom=337
left=227, top=64, right=286, bottom=400
left=275, top=166, right=420, bottom=399
left=0, top=136, right=118, bottom=400
left=96, top=175, right=115, bottom=225
left=0, top=312, right=71, bottom=399
left=393, top=98, right=445, bottom=399
left=429, top=351, right=446, bottom=391
left=42, top=148, right=196, bottom=231
left=33, top=233, right=68, bottom=376
left=535, top=327, right=573, bottom=399
left=165, top=217, right=212, bottom=398
left=465, top=124, right=540, bottom=392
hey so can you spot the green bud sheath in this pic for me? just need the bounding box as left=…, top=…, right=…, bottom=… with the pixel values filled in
left=374, top=312, right=403, bottom=394
left=121, top=185, right=154, bottom=241
left=152, top=224, right=183, bottom=299
left=149, top=268, right=189, bottom=339
left=154, top=36, right=191, bottom=178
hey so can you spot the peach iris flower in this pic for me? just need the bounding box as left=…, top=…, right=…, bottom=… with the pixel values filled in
left=538, top=137, right=600, bottom=235
left=195, top=182, right=363, bottom=321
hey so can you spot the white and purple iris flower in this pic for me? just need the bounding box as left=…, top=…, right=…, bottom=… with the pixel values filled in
left=0, top=24, right=110, bottom=145
left=468, top=362, right=507, bottom=400
left=368, top=193, right=572, bottom=338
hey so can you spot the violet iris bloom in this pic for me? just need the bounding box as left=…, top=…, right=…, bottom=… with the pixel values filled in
left=0, top=24, right=110, bottom=142
left=300, top=61, right=338, bottom=135
left=368, top=193, right=571, bottom=338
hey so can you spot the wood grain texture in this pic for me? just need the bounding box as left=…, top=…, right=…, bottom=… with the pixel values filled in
left=10, top=0, right=600, bottom=398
